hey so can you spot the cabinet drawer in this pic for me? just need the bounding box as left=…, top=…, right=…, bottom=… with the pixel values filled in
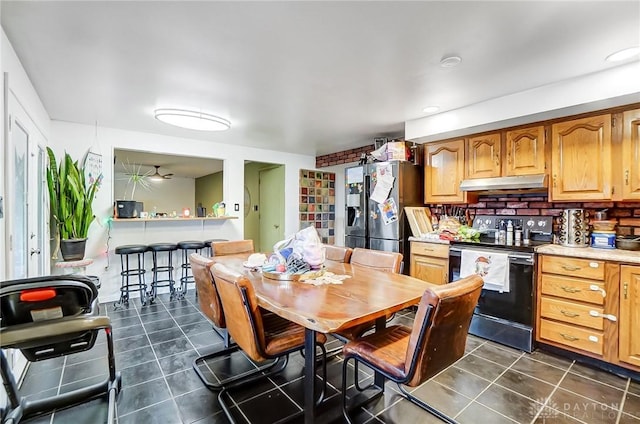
left=410, top=242, right=449, bottom=258
left=540, top=297, right=604, bottom=330
left=540, top=274, right=606, bottom=305
left=539, top=319, right=604, bottom=356
left=541, top=256, right=605, bottom=280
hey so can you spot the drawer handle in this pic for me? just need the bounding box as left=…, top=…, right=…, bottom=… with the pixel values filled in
left=560, top=310, right=580, bottom=318
left=421, top=248, right=434, bottom=252
left=560, top=333, right=579, bottom=341
left=561, top=265, right=581, bottom=271
left=589, top=285, right=606, bottom=298
left=560, top=286, right=581, bottom=293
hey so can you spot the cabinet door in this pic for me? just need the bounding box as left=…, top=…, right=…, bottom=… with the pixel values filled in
left=505, top=125, right=546, bottom=176
left=620, top=266, right=640, bottom=368
left=466, top=133, right=501, bottom=179
left=551, top=114, right=612, bottom=201
left=425, top=139, right=466, bottom=203
left=621, top=109, right=640, bottom=200
left=411, top=255, right=448, bottom=285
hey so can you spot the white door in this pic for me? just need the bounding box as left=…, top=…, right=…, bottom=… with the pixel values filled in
left=259, top=165, right=285, bottom=252
left=4, top=90, right=48, bottom=382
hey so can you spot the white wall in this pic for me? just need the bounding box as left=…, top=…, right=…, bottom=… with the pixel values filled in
left=51, top=121, right=316, bottom=301
left=406, top=62, right=640, bottom=142
left=114, top=174, right=196, bottom=214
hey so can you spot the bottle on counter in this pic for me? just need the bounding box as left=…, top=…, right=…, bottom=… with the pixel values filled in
left=498, top=221, right=506, bottom=244
left=506, top=220, right=514, bottom=245
left=515, top=225, right=522, bottom=244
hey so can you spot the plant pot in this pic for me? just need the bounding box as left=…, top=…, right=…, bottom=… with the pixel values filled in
left=60, top=238, right=87, bottom=261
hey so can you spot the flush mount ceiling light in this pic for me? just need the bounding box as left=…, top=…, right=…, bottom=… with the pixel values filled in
left=605, top=47, right=640, bottom=62
left=440, top=55, right=462, bottom=68
left=422, top=106, right=440, bottom=114
left=154, top=109, right=231, bottom=131
left=149, top=165, right=173, bottom=181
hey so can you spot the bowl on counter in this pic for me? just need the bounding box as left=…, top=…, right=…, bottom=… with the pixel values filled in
left=591, top=220, right=616, bottom=231
left=616, top=236, right=640, bottom=251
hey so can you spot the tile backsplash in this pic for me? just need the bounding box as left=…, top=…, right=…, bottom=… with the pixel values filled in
left=429, top=193, right=640, bottom=236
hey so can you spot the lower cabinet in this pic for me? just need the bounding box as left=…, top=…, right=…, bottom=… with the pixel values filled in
left=409, top=241, right=449, bottom=285
left=620, top=265, right=640, bottom=368
left=536, top=254, right=639, bottom=373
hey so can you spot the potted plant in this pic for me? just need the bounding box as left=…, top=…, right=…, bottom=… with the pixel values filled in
left=46, top=147, right=102, bottom=261
left=115, top=162, right=151, bottom=218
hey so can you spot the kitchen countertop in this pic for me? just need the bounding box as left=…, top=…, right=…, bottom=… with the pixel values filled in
left=536, top=244, right=640, bottom=264
left=408, top=236, right=450, bottom=245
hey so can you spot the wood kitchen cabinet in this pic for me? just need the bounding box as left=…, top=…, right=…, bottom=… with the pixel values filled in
left=621, top=109, right=640, bottom=200
left=550, top=114, right=612, bottom=201
left=466, top=132, right=501, bottom=179
left=619, top=265, right=640, bottom=368
left=504, top=125, right=546, bottom=176
left=424, top=139, right=469, bottom=204
left=409, top=241, right=449, bottom=285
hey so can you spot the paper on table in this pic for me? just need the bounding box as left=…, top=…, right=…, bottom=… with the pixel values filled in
left=370, top=173, right=394, bottom=203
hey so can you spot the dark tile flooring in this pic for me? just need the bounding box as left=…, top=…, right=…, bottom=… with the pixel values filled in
left=16, top=291, right=640, bottom=424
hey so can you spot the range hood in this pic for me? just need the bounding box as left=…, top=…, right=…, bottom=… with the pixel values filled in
left=459, top=174, right=548, bottom=191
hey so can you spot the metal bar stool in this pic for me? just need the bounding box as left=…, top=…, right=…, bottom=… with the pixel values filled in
left=114, top=244, right=148, bottom=309
left=203, top=238, right=227, bottom=257
left=177, top=240, right=205, bottom=299
left=147, top=243, right=178, bottom=302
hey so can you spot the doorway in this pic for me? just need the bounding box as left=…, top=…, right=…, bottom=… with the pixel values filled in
left=244, top=162, right=285, bottom=252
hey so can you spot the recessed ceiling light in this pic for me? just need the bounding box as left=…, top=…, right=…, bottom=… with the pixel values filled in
left=422, top=106, right=440, bottom=114
left=440, top=55, right=462, bottom=68
left=154, top=109, right=231, bottom=131
left=605, top=47, right=640, bottom=62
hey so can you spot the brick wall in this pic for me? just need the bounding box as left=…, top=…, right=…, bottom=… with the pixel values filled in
left=430, top=193, right=640, bottom=236
left=316, top=144, right=373, bottom=168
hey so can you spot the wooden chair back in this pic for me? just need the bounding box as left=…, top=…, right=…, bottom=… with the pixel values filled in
left=404, top=274, right=483, bottom=386
left=324, top=245, right=353, bottom=263
left=211, top=262, right=266, bottom=362
left=350, top=248, right=402, bottom=273
left=190, top=253, right=225, bottom=329
left=211, top=240, right=255, bottom=256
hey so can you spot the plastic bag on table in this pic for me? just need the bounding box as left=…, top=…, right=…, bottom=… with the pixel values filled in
left=273, top=226, right=326, bottom=270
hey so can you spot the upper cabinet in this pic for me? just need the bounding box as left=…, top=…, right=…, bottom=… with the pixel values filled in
left=550, top=114, right=612, bottom=201
left=466, top=133, right=501, bottom=179
left=621, top=109, right=640, bottom=200
left=505, top=125, right=546, bottom=176
left=424, top=139, right=468, bottom=204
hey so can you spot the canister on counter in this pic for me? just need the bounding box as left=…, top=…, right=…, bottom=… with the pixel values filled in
left=590, top=231, right=616, bottom=249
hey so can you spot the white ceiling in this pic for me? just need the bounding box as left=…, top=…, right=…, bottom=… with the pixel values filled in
left=2, top=1, right=640, bottom=160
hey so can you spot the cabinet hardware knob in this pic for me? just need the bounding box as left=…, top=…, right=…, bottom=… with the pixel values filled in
left=560, top=333, right=579, bottom=341
left=560, top=310, right=580, bottom=318
left=553, top=175, right=557, bottom=188
left=625, top=170, right=630, bottom=185
left=560, top=285, right=581, bottom=293
left=624, top=282, right=628, bottom=300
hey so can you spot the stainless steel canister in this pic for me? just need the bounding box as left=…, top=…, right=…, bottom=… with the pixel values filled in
left=557, top=209, right=589, bottom=247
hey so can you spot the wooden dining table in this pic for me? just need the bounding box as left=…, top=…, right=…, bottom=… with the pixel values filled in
left=212, top=254, right=435, bottom=423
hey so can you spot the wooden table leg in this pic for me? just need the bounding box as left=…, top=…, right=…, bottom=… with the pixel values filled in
left=304, top=328, right=316, bottom=424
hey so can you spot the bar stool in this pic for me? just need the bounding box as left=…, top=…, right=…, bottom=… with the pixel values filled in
left=147, top=242, right=178, bottom=302
left=114, top=244, right=148, bottom=309
left=203, top=238, right=227, bottom=256
left=177, top=240, right=206, bottom=299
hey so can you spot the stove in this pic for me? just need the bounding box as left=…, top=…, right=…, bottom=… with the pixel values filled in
left=448, top=215, right=553, bottom=352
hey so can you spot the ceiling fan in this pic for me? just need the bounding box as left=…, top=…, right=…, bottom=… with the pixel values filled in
left=149, top=165, right=173, bottom=181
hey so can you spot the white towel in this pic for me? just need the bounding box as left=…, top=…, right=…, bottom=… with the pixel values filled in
left=460, top=250, right=510, bottom=293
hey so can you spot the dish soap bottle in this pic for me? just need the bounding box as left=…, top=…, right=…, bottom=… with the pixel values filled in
left=506, top=220, right=514, bottom=245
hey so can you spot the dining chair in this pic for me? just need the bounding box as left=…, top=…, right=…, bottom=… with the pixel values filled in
left=341, top=274, right=484, bottom=424
left=191, top=252, right=274, bottom=390
left=333, top=248, right=403, bottom=341
left=211, top=239, right=254, bottom=256
left=211, top=262, right=328, bottom=422
left=323, top=244, right=353, bottom=263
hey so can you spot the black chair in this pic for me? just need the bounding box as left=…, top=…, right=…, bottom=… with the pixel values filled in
left=0, top=275, right=121, bottom=424
left=341, top=275, right=483, bottom=424
left=147, top=242, right=178, bottom=302
left=176, top=240, right=206, bottom=298
left=114, top=244, right=148, bottom=308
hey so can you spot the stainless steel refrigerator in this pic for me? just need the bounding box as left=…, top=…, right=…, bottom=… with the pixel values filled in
left=344, top=161, right=422, bottom=273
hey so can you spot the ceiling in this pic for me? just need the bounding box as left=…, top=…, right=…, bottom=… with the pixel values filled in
left=2, top=1, right=640, bottom=158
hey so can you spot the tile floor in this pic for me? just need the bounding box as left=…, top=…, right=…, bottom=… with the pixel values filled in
left=15, top=291, right=640, bottom=424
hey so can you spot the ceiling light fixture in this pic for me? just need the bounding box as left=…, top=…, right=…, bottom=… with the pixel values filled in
left=440, top=55, right=462, bottom=68
left=422, top=106, right=440, bottom=114
left=605, top=47, right=640, bottom=62
left=154, top=109, right=231, bottom=131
